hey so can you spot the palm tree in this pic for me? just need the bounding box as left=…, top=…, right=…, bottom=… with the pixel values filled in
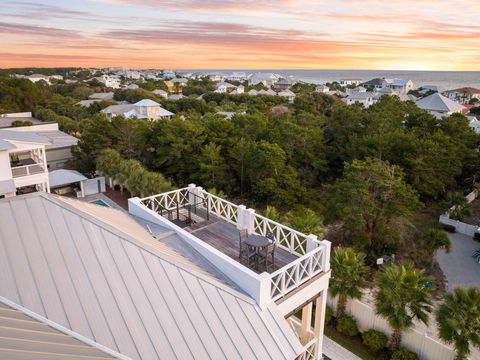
left=264, top=205, right=280, bottom=222
left=329, top=247, right=368, bottom=318
left=284, top=206, right=324, bottom=235
left=96, top=149, right=122, bottom=187
left=436, top=287, right=480, bottom=360
left=419, top=228, right=451, bottom=268
left=374, top=263, right=433, bottom=351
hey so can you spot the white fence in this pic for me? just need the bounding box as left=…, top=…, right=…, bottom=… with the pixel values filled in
left=329, top=297, right=480, bottom=360
left=439, top=190, right=478, bottom=237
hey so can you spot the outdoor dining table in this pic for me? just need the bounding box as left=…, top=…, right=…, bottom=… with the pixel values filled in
left=244, top=235, right=271, bottom=271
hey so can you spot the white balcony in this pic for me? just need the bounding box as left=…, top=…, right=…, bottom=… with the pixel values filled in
left=11, top=163, right=46, bottom=178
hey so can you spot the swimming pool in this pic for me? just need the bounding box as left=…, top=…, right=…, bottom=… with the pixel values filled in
left=90, top=199, right=111, bottom=207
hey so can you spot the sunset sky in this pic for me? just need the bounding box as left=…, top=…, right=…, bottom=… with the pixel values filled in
left=1, top=0, right=479, bottom=70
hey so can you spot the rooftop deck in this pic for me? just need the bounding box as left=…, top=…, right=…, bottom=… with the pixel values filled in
left=129, top=185, right=330, bottom=306
left=176, top=209, right=298, bottom=274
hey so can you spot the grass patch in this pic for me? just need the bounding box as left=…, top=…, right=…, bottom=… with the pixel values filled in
left=325, top=325, right=389, bottom=360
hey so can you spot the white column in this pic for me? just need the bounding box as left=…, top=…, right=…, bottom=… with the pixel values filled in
left=300, top=302, right=313, bottom=344
left=188, top=183, right=196, bottom=205
left=306, top=234, right=318, bottom=253
left=321, top=240, right=331, bottom=272
left=245, top=208, right=255, bottom=234
left=313, top=290, right=328, bottom=360
left=236, top=205, right=246, bottom=230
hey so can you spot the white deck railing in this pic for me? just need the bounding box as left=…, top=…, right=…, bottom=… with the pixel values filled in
left=11, top=163, right=45, bottom=178
left=202, top=191, right=238, bottom=224
left=269, top=244, right=325, bottom=301
left=296, top=338, right=317, bottom=360
left=141, top=187, right=190, bottom=212
left=137, top=185, right=330, bottom=304
left=252, top=213, right=309, bottom=255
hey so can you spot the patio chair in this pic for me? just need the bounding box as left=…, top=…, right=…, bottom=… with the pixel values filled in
left=258, top=240, right=276, bottom=272
left=239, top=229, right=256, bottom=265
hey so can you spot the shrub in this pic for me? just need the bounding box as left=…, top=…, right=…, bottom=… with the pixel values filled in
left=441, top=223, right=456, bottom=233
left=324, top=305, right=333, bottom=326
left=390, top=348, right=419, bottom=360
left=336, top=315, right=358, bottom=337
left=361, top=329, right=388, bottom=352
left=474, top=232, right=480, bottom=242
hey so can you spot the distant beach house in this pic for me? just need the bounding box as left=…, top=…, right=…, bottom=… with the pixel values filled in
left=152, top=89, right=168, bottom=98
left=16, top=74, right=63, bottom=85
left=443, top=87, right=480, bottom=104
left=89, top=92, right=114, bottom=101
left=415, top=92, right=466, bottom=117
left=226, top=72, right=248, bottom=81
left=101, top=99, right=174, bottom=120
left=339, top=78, right=362, bottom=86
left=315, top=85, right=330, bottom=93
left=382, top=78, right=414, bottom=94
left=248, top=73, right=280, bottom=87
left=215, top=82, right=237, bottom=93
left=278, top=89, right=296, bottom=103
left=95, top=75, right=121, bottom=89
left=362, top=78, right=384, bottom=91
left=274, top=78, right=294, bottom=91
left=342, top=92, right=377, bottom=108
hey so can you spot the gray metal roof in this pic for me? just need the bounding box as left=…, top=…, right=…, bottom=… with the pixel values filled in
left=0, top=130, right=50, bottom=144
left=36, top=130, right=78, bottom=149
left=416, top=93, right=465, bottom=113
left=0, top=193, right=302, bottom=360
left=0, top=302, right=115, bottom=360
left=0, top=139, right=16, bottom=150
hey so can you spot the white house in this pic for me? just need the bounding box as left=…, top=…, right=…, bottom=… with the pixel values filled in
left=207, top=72, right=226, bottom=82
left=416, top=92, right=466, bottom=117
left=227, top=72, right=248, bottom=81
left=88, top=92, right=114, bottom=101
left=339, top=79, right=362, bottom=86
left=315, top=85, right=330, bottom=93
left=343, top=92, right=377, bottom=108
left=101, top=99, right=174, bottom=120
left=258, top=89, right=277, bottom=96
left=17, top=74, right=63, bottom=84
left=443, top=87, right=480, bottom=104
left=153, top=89, right=168, bottom=98
left=232, top=85, right=245, bottom=94
left=278, top=89, right=296, bottom=103
left=95, top=75, right=121, bottom=89
left=381, top=79, right=414, bottom=94
left=4, top=122, right=78, bottom=170
left=0, top=130, right=50, bottom=197
left=215, top=82, right=236, bottom=93
left=248, top=73, right=280, bottom=87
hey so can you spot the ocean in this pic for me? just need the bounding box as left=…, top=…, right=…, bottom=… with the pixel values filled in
left=182, top=69, right=480, bottom=91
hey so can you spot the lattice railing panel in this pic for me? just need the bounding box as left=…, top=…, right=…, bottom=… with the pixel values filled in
left=270, top=245, right=325, bottom=301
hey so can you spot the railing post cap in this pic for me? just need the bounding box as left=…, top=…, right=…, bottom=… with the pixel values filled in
left=238, top=204, right=246, bottom=210
left=188, top=183, right=196, bottom=187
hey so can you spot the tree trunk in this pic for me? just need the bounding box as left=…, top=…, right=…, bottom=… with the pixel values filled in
left=389, top=329, right=402, bottom=352
left=454, top=352, right=466, bottom=360
left=337, top=294, right=347, bottom=318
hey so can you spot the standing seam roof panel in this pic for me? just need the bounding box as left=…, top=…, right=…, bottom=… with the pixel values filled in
left=0, top=203, right=46, bottom=316
left=59, top=208, right=121, bottom=349
left=179, top=271, right=241, bottom=360
left=92, top=228, right=157, bottom=359
left=144, top=255, right=210, bottom=359
left=78, top=220, right=139, bottom=357
left=161, top=261, right=227, bottom=359
left=106, top=235, right=177, bottom=359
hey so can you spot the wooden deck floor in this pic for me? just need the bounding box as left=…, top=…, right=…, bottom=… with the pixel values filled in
left=180, top=211, right=298, bottom=274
